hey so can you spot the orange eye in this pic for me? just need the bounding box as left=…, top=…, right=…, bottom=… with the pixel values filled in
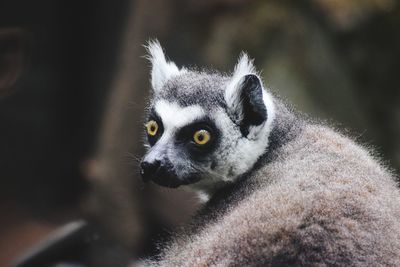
left=193, top=129, right=211, bottom=145
left=146, top=120, right=158, bottom=136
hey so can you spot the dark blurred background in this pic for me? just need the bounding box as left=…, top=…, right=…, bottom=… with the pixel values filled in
left=0, top=0, right=399, bottom=266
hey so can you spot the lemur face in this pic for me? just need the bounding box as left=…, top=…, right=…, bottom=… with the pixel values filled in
left=140, top=41, right=275, bottom=191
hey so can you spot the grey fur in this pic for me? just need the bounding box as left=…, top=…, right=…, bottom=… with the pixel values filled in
left=139, top=42, right=400, bottom=266
left=156, top=72, right=229, bottom=109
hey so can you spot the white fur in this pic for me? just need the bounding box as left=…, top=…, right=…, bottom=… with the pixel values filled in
left=145, top=40, right=184, bottom=92
left=196, top=191, right=211, bottom=203
left=155, top=100, right=205, bottom=131
left=212, top=103, right=274, bottom=181
left=225, top=52, right=257, bottom=122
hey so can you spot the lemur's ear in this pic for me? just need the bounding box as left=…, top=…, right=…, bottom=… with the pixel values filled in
left=225, top=53, right=267, bottom=137
left=145, top=40, right=182, bottom=92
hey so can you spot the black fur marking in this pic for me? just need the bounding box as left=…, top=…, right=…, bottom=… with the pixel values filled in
left=175, top=117, right=220, bottom=161
left=147, top=108, right=164, bottom=146
left=238, top=74, right=267, bottom=137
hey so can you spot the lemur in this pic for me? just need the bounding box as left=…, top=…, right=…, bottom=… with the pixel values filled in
left=138, top=40, right=400, bottom=266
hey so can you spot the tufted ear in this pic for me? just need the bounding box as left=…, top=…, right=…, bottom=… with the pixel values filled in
left=225, top=53, right=267, bottom=137
left=145, top=40, right=182, bottom=92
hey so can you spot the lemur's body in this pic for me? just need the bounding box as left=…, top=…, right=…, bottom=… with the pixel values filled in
left=139, top=41, right=400, bottom=266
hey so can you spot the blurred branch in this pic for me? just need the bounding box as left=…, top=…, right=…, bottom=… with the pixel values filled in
left=84, top=0, right=176, bottom=252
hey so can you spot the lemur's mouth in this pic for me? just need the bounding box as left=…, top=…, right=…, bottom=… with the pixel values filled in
left=148, top=173, right=202, bottom=188
left=150, top=172, right=183, bottom=188
left=140, top=160, right=201, bottom=188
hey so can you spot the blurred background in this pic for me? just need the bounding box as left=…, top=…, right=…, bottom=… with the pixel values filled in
left=0, top=0, right=399, bottom=266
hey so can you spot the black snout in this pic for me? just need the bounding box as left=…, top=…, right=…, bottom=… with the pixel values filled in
left=140, top=160, right=161, bottom=182
left=139, top=159, right=189, bottom=188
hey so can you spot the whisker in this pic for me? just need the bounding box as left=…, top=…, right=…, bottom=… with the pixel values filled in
left=125, top=152, right=142, bottom=163
left=190, top=163, right=227, bottom=181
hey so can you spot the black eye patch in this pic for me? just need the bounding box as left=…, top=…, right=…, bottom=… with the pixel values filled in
left=146, top=110, right=164, bottom=146
left=175, top=118, right=220, bottom=157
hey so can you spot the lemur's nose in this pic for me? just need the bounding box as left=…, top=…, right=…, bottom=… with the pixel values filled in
left=140, top=160, right=161, bottom=182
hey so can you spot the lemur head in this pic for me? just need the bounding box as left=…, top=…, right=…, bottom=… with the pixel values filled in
left=140, top=40, right=275, bottom=194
